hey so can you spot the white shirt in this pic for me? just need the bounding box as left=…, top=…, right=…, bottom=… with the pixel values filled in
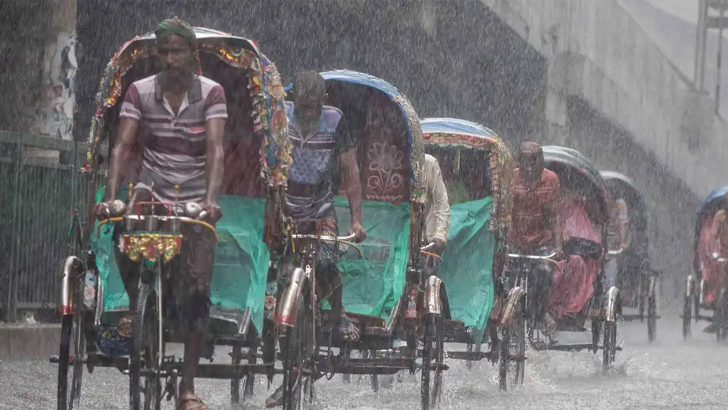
left=424, top=154, right=450, bottom=243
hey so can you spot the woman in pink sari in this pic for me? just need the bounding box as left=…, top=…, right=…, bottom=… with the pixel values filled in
left=550, top=192, right=602, bottom=321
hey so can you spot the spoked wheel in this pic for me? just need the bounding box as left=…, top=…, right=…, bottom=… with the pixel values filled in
left=57, top=279, right=85, bottom=410
left=130, top=284, right=162, bottom=410
left=499, top=299, right=525, bottom=391
left=231, top=344, right=257, bottom=403
left=647, top=277, right=657, bottom=343
left=282, top=294, right=315, bottom=410
left=602, top=321, right=617, bottom=369
left=421, top=313, right=444, bottom=410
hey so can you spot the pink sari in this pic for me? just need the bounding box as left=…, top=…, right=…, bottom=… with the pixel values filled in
left=550, top=198, right=602, bottom=318
left=698, top=217, right=722, bottom=304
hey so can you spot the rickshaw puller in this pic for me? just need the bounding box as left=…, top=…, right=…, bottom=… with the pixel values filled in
left=604, top=197, right=629, bottom=290
left=94, top=17, right=225, bottom=410
left=266, top=71, right=366, bottom=407
left=705, top=196, right=728, bottom=333
left=507, top=141, right=564, bottom=336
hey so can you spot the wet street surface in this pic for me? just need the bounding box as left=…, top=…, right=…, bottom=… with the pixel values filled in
left=2, top=316, right=727, bottom=410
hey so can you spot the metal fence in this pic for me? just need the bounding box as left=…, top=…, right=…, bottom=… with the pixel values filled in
left=0, top=131, right=93, bottom=322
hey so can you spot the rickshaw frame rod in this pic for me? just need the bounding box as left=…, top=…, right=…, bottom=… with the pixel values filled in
left=530, top=343, right=624, bottom=352
left=621, top=314, right=661, bottom=321
left=445, top=350, right=497, bottom=361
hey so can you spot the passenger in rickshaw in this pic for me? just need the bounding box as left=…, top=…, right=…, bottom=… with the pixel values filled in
left=605, top=197, right=629, bottom=289
left=508, top=141, right=563, bottom=336
left=549, top=189, right=602, bottom=324
left=424, top=153, right=451, bottom=254
left=701, top=194, right=728, bottom=332
left=93, top=18, right=224, bottom=410
left=266, top=71, right=366, bottom=407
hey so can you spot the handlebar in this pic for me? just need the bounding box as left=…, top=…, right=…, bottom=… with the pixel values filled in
left=608, top=248, right=625, bottom=256
left=96, top=213, right=217, bottom=240
left=712, top=252, right=728, bottom=263
left=507, top=251, right=559, bottom=260
left=290, top=233, right=356, bottom=242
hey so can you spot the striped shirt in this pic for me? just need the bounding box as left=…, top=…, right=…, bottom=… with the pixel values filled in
left=283, top=101, right=353, bottom=221
left=119, top=74, right=227, bottom=203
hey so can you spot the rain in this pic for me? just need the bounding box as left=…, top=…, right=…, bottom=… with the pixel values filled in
left=1, top=0, right=728, bottom=409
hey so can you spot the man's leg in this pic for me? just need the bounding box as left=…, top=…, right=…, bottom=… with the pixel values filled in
left=317, top=243, right=359, bottom=341
left=177, top=225, right=215, bottom=404
left=534, top=261, right=557, bottom=336
left=112, top=224, right=140, bottom=337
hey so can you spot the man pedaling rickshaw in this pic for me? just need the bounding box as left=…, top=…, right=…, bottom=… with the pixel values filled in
left=266, top=71, right=366, bottom=407
left=93, top=18, right=225, bottom=410
left=507, top=142, right=563, bottom=336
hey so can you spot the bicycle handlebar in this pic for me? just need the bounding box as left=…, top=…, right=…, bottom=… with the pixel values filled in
left=608, top=248, right=625, bottom=256
left=712, top=252, right=728, bottom=263
left=290, top=233, right=356, bottom=242
left=507, top=252, right=559, bottom=260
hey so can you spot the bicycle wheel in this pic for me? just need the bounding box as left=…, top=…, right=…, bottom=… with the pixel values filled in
left=602, top=321, right=617, bottom=369
left=57, top=278, right=85, bottom=410
left=282, top=293, right=315, bottom=410
left=421, top=312, right=444, bottom=410
left=499, top=299, right=525, bottom=391
left=130, top=284, right=161, bottom=410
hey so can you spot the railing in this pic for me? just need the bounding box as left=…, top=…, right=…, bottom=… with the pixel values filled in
left=0, top=131, right=96, bottom=322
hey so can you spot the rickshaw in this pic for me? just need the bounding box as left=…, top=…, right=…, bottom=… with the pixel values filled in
left=683, top=185, right=728, bottom=341
left=52, top=27, right=292, bottom=410
left=505, top=146, right=620, bottom=370
left=274, top=70, right=445, bottom=409
left=418, top=118, right=524, bottom=390
left=600, top=171, right=659, bottom=342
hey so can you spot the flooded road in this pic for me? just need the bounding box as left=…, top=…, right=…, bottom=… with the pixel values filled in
left=2, top=317, right=726, bottom=410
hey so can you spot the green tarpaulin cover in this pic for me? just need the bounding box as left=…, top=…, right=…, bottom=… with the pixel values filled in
left=90, top=187, right=269, bottom=335
left=334, top=196, right=494, bottom=343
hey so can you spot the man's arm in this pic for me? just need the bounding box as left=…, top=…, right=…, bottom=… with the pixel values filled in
left=340, top=148, right=363, bottom=229
left=547, top=177, right=563, bottom=250
left=429, top=157, right=450, bottom=244
left=204, top=118, right=225, bottom=204
left=617, top=201, right=629, bottom=248
left=106, top=118, right=139, bottom=201
left=202, top=84, right=228, bottom=220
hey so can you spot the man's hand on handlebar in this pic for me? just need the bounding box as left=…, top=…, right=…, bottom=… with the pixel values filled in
left=201, top=199, right=222, bottom=223
left=432, top=238, right=446, bottom=254
left=348, top=221, right=367, bottom=243
left=553, top=248, right=565, bottom=260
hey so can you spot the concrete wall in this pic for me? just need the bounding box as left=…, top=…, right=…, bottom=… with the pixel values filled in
left=483, top=0, right=727, bottom=199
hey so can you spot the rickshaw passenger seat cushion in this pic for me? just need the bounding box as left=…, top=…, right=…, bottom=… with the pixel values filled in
left=91, top=188, right=270, bottom=335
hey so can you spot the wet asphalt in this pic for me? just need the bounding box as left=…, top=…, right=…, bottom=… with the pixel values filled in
left=1, top=315, right=727, bottom=410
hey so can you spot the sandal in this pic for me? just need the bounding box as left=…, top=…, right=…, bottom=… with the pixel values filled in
left=265, top=384, right=285, bottom=408
left=338, top=315, right=360, bottom=341
left=178, top=393, right=209, bottom=410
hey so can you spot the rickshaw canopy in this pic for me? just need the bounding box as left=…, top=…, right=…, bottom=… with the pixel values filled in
left=421, top=117, right=513, bottom=232
left=85, top=26, right=291, bottom=188
left=542, top=145, right=609, bottom=224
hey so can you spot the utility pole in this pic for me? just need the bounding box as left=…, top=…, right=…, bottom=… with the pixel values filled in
left=717, top=0, right=726, bottom=114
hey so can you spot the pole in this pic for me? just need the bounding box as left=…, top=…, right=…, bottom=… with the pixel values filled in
left=717, top=0, right=726, bottom=114
left=6, top=139, right=24, bottom=322
left=696, top=0, right=709, bottom=89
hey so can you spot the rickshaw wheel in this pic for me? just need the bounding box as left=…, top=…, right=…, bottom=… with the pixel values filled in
left=231, top=344, right=257, bottom=403
left=57, top=278, right=85, bottom=410
left=421, top=313, right=444, bottom=410
left=602, top=321, right=617, bottom=369
left=282, top=294, right=314, bottom=410
left=717, top=288, right=728, bottom=342
left=499, top=299, right=525, bottom=391
left=682, top=293, right=692, bottom=340
left=130, top=284, right=161, bottom=410
left=647, top=277, right=657, bottom=343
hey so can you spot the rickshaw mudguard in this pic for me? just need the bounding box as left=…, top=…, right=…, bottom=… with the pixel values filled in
left=686, top=274, right=696, bottom=297
left=275, top=266, right=307, bottom=328
left=59, top=256, right=83, bottom=315
left=424, top=275, right=444, bottom=315
left=500, top=286, right=526, bottom=326
left=605, top=286, right=620, bottom=322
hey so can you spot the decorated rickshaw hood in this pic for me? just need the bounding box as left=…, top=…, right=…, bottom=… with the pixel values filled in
left=85, top=26, right=291, bottom=187
left=694, top=184, right=728, bottom=273
left=317, top=69, right=426, bottom=204
left=421, top=117, right=514, bottom=232
left=542, top=145, right=609, bottom=219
